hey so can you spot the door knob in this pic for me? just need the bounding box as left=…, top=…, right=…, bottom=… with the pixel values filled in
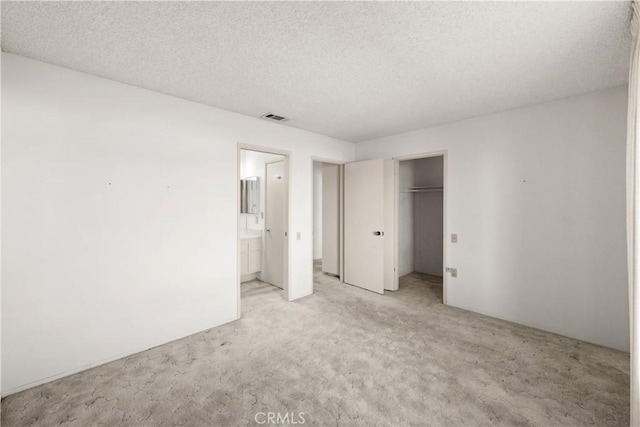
left=266, top=229, right=271, bottom=232
left=373, top=231, right=384, bottom=236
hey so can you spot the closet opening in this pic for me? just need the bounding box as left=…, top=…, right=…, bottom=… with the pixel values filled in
left=312, top=159, right=344, bottom=290
left=395, top=153, right=447, bottom=304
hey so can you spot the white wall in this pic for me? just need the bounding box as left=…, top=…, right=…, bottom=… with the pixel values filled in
left=1, top=53, right=354, bottom=395
left=313, top=161, right=322, bottom=260
left=413, top=157, right=444, bottom=276
left=398, top=160, right=415, bottom=276
left=357, top=85, right=630, bottom=351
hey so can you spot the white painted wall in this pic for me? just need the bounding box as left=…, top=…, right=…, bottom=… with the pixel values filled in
left=413, top=157, right=444, bottom=276
left=398, top=160, right=415, bottom=276
left=1, top=53, right=354, bottom=395
left=357, top=85, right=630, bottom=351
left=313, top=161, right=323, bottom=260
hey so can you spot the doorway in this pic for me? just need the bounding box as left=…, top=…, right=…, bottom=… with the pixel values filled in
left=238, top=146, right=290, bottom=316
left=312, top=160, right=343, bottom=287
left=394, top=152, right=447, bottom=303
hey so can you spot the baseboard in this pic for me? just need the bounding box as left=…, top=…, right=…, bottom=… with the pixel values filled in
left=446, top=300, right=629, bottom=353
left=241, top=273, right=258, bottom=282
left=1, top=315, right=239, bottom=398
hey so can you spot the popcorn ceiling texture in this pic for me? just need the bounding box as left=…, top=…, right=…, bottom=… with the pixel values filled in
left=0, top=1, right=632, bottom=142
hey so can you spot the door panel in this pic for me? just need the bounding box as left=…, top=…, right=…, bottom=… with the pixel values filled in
left=344, top=159, right=385, bottom=294
left=264, top=161, right=285, bottom=289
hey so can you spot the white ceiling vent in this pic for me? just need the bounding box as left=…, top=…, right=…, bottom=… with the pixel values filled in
left=261, top=113, right=288, bottom=122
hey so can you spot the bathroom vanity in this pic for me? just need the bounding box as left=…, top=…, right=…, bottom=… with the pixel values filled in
left=240, top=231, right=262, bottom=282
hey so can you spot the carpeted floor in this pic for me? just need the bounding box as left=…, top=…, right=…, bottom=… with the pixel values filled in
left=1, top=263, right=630, bottom=426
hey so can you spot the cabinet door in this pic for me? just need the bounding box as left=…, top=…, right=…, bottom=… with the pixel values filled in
left=241, top=252, right=249, bottom=275
left=248, top=238, right=261, bottom=252
left=248, top=238, right=262, bottom=273
left=249, top=250, right=261, bottom=273
left=240, top=240, right=249, bottom=275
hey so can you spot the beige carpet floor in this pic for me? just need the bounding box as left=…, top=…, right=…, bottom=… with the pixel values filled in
left=1, top=263, right=630, bottom=426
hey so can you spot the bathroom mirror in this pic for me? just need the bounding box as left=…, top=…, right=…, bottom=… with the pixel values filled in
left=240, top=177, right=260, bottom=214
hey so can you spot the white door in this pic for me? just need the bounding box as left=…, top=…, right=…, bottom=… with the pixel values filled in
left=264, top=160, right=285, bottom=289
left=344, top=159, right=386, bottom=294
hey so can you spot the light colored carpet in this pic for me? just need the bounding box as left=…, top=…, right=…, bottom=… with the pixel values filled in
left=1, top=264, right=630, bottom=426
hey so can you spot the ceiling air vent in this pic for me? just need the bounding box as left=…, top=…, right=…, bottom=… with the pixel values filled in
left=261, top=113, right=289, bottom=122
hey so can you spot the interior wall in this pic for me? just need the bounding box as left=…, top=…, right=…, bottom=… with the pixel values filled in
left=356, top=85, right=630, bottom=351
left=398, top=160, right=415, bottom=276
left=313, top=161, right=322, bottom=260
left=413, top=157, right=444, bottom=276
left=1, top=53, right=355, bottom=395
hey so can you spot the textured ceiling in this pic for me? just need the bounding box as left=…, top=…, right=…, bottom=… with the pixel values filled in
left=1, top=1, right=632, bottom=142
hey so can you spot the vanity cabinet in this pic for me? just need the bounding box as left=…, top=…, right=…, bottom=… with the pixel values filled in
left=240, top=237, right=262, bottom=276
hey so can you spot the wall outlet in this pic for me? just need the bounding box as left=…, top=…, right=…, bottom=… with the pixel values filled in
left=451, top=233, right=458, bottom=243
left=446, top=267, right=458, bottom=278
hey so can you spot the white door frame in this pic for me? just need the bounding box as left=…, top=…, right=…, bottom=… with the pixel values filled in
left=237, top=143, right=292, bottom=318
left=393, top=150, right=448, bottom=304
left=310, top=156, right=345, bottom=290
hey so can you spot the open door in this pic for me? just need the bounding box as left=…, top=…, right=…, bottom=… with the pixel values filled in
left=344, top=159, right=393, bottom=294
left=264, top=160, right=285, bottom=289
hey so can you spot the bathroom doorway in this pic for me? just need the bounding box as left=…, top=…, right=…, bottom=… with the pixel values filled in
left=238, top=145, right=290, bottom=317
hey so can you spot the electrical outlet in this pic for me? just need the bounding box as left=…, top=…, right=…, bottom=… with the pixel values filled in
left=451, top=233, right=458, bottom=243
left=446, top=267, right=458, bottom=278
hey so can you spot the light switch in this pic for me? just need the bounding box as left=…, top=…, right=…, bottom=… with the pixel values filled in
left=296, top=232, right=301, bottom=240
left=451, top=234, right=458, bottom=243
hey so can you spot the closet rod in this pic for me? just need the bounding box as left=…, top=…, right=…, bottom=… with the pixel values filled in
left=407, top=186, right=443, bottom=190
left=403, top=186, right=443, bottom=193
left=401, top=188, right=444, bottom=193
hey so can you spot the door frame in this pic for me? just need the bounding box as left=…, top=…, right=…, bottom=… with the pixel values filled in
left=310, top=157, right=345, bottom=290
left=237, top=143, right=292, bottom=319
left=392, top=150, right=448, bottom=304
